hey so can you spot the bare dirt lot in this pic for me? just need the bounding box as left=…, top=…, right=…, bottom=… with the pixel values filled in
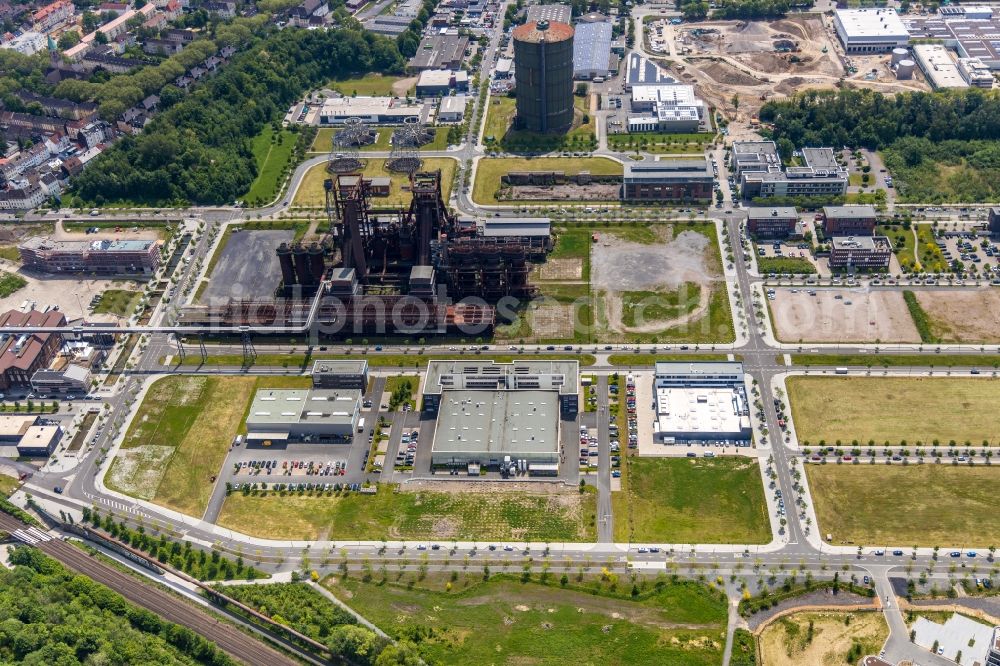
left=592, top=228, right=721, bottom=336
left=915, top=288, right=1000, bottom=344
left=768, top=287, right=920, bottom=343
left=529, top=302, right=577, bottom=339
left=503, top=183, right=620, bottom=202
left=536, top=258, right=583, bottom=281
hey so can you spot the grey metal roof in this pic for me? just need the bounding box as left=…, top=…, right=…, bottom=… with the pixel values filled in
left=525, top=3, right=571, bottom=24
left=626, top=52, right=675, bottom=86
left=747, top=206, right=799, bottom=218
left=246, top=388, right=360, bottom=428
left=424, top=359, right=579, bottom=396
left=431, top=389, right=558, bottom=456
left=654, top=361, right=745, bottom=377
left=311, top=359, right=368, bottom=375
left=572, top=21, right=612, bottom=76
left=823, top=204, right=877, bottom=219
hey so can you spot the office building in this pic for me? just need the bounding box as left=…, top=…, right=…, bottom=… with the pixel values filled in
left=652, top=362, right=751, bottom=444
left=317, top=97, right=424, bottom=124
left=958, top=57, right=994, bottom=88
left=989, top=207, right=1000, bottom=235
left=0, top=309, right=66, bottom=390
left=438, top=95, right=467, bottom=122
left=732, top=142, right=847, bottom=200
left=986, top=626, right=1000, bottom=666
left=407, top=34, right=470, bottom=71
left=822, top=205, right=877, bottom=236
left=30, top=341, right=104, bottom=396
left=245, top=388, right=362, bottom=443
left=311, top=360, right=368, bottom=390
left=513, top=20, right=575, bottom=133
left=746, top=207, right=799, bottom=239
left=572, top=21, right=614, bottom=80
left=627, top=84, right=706, bottom=133
left=19, top=237, right=161, bottom=275
left=0, top=415, right=62, bottom=458
left=423, top=359, right=579, bottom=415
left=834, top=8, right=909, bottom=54
left=621, top=159, right=714, bottom=202
left=829, top=235, right=892, bottom=270
left=415, top=69, right=469, bottom=97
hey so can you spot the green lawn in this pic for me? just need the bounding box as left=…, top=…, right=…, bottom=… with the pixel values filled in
left=877, top=223, right=916, bottom=271
left=621, top=285, right=702, bottom=328
left=244, top=126, right=298, bottom=205
left=789, top=354, right=1000, bottom=368
left=0, top=271, right=25, bottom=297
left=613, top=458, right=770, bottom=544
left=93, top=289, right=142, bottom=317
left=311, top=126, right=448, bottom=153
left=473, top=157, right=622, bottom=205
left=482, top=95, right=596, bottom=153
left=0, top=475, right=20, bottom=497
left=217, top=484, right=597, bottom=542
left=327, top=72, right=414, bottom=97
left=293, top=158, right=456, bottom=208
left=806, top=464, right=1000, bottom=546
left=326, top=575, right=727, bottom=666
left=787, top=376, right=1000, bottom=445
left=106, top=376, right=256, bottom=517
left=607, top=132, right=714, bottom=155
left=384, top=375, right=416, bottom=411
left=607, top=354, right=733, bottom=366
left=757, top=256, right=816, bottom=275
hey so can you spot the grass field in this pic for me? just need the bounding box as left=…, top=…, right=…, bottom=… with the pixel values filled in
left=327, top=575, right=728, bottom=666
left=106, top=376, right=256, bottom=517
left=757, top=256, right=816, bottom=275
left=472, top=157, right=622, bottom=205
left=877, top=223, right=917, bottom=271
left=607, top=354, right=733, bottom=366
left=310, top=127, right=448, bottom=153
left=244, top=126, right=297, bottom=205
left=93, top=289, right=141, bottom=317
left=760, top=611, right=888, bottom=666
left=217, top=484, right=597, bottom=541
left=383, top=375, right=417, bottom=411
left=0, top=475, right=20, bottom=497
left=482, top=95, right=596, bottom=153
left=293, top=158, right=456, bottom=208
left=326, top=73, right=414, bottom=97
left=787, top=376, right=1000, bottom=444
left=607, top=132, right=714, bottom=155
left=0, top=271, right=25, bottom=297
left=805, top=464, right=1000, bottom=546
left=612, top=458, right=770, bottom=544
left=789, top=353, right=1000, bottom=368
left=621, top=285, right=702, bottom=328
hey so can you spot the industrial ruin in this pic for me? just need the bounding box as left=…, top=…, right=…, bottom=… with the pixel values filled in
left=177, top=168, right=549, bottom=336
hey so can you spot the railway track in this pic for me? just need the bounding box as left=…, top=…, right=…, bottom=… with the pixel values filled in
left=0, top=514, right=299, bottom=666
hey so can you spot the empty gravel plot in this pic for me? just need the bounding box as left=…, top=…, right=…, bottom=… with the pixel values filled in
left=200, top=230, right=293, bottom=304
left=769, top=288, right=920, bottom=343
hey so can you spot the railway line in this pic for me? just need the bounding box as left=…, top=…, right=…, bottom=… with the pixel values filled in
left=0, top=513, right=299, bottom=666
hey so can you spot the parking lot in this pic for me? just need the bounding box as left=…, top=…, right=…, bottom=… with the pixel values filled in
left=934, top=232, right=1000, bottom=275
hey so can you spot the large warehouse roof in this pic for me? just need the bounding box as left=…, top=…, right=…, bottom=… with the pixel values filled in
left=246, top=388, right=360, bottom=428
left=525, top=3, right=571, bottom=25
left=424, top=359, right=579, bottom=396
left=572, top=21, right=612, bottom=77
left=626, top=52, right=675, bottom=87
left=431, top=390, right=558, bottom=456
left=835, top=8, right=908, bottom=38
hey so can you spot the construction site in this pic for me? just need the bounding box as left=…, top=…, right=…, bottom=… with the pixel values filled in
left=654, top=15, right=930, bottom=123
left=178, top=142, right=551, bottom=338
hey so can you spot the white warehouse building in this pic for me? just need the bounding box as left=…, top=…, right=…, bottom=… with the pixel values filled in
left=652, top=362, right=751, bottom=445
left=834, top=8, right=910, bottom=54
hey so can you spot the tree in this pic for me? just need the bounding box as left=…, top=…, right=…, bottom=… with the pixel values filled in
left=57, top=31, right=81, bottom=50
left=375, top=640, right=422, bottom=665
left=327, top=625, right=382, bottom=663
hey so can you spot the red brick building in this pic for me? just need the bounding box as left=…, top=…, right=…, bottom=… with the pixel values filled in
left=0, top=309, right=66, bottom=390
left=822, top=205, right=877, bottom=236
left=746, top=206, right=798, bottom=239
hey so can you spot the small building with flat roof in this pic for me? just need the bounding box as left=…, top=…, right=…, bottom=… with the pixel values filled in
left=624, top=52, right=675, bottom=90
left=245, top=388, right=361, bottom=443
left=822, top=204, right=878, bottom=236
left=431, top=389, right=560, bottom=472
left=746, top=206, right=799, bottom=239
left=829, top=235, right=892, bottom=270
left=311, top=360, right=368, bottom=389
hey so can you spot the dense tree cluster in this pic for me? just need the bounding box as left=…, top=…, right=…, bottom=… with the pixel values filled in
left=710, top=0, right=811, bottom=19
left=0, top=546, right=236, bottom=666
left=220, top=582, right=422, bottom=665
left=395, top=0, right=438, bottom=58
left=73, top=28, right=405, bottom=206
left=760, top=88, right=1000, bottom=149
